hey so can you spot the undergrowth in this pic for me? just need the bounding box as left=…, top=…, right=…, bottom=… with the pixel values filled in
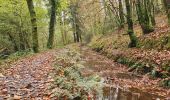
left=51, top=48, right=103, bottom=99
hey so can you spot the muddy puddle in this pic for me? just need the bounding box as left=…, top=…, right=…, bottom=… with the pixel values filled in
left=97, top=84, right=165, bottom=100
left=81, top=70, right=166, bottom=100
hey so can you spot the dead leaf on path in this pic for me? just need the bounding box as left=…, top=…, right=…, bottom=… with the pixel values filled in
left=0, top=73, right=4, bottom=77
left=13, top=95, right=21, bottom=100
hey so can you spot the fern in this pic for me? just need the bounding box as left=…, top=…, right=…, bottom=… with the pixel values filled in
left=51, top=48, right=103, bottom=99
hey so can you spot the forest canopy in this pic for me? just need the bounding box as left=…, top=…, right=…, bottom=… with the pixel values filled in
left=0, top=0, right=169, bottom=53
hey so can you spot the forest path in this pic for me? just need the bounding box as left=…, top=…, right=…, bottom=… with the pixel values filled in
left=0, top=50, right=57, bottom=99
left=0, top=45, right=169, bottom=99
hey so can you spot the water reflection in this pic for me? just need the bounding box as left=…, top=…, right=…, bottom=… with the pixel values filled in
left=95, top=84, right=164, bottom=100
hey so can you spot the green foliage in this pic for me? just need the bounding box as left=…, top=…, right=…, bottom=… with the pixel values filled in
left=0, top=0, right=49, bottom=52
left=8, top=49, right=33, bottom=58
left=160, top=79, right=170, bottom=88
left=51, top=48, right=103, bottom=99
left=56, top=0, right=69, bottom=13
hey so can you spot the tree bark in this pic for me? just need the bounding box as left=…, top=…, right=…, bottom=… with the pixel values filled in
left=61, top=11, right=67, bottom=45
left=163, top=0, right=170, bottom=25
left=70, top=1, right=81, bottom=43
left=125, top=0, right=138, bottom=47
left=26, top=0, right=39, bottom=53
left=47, top=0, right=56, bottom=49
left=73, top=32, right=77, bottom=42
left=119, top=0, right=125, bottom=28
left=7, top=33, right=19, bottom=51
left=19, top=20, right=25, bottom=50
left=136, top=0, right=154, bottom=34
left=149, top=0, right=156, bottom=26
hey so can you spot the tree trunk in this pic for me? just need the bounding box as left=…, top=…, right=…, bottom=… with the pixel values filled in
left=7, top=33, right=19, bottom=51
left=163, top=0, right=170, bottom=25
left=61, top=11, right=67, bottom=45
left=108, top=0, right=122, bottom=29
left=136, top=0, right=154, bottom=34
left=47, top=0, right=56, bottom=49
left=19, top=14, right=26, bottom=51
left=76, top=31, right=80, bottom=42
left=61, top=21, right=65, bottom=45
left=73, top=32, right=77, bottom=42
left=70, top=1, right=81, bottom=43
left=119, top=0, right=125, bottom=28
left=125, top=0, right=138, bottom=47
left=144, top=0, right=154, bottom=34
left=149, top=0, right=156, bottom=26
left=60, top=16, right=66, bottom=45
left=26, top=0, right=39, bottom=53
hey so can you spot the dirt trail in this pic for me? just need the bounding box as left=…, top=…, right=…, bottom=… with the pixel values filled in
left=0, top=50, right=56, bottom=99
left=0, top=46, right=169, bottom=100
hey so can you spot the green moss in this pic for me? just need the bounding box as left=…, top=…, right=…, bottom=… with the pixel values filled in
left=117, top=57, right=130, bottom=65
left=143, top=25, right=154, bottom=34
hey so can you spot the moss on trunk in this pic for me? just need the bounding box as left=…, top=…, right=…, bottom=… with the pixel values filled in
left=26, top=0, right=39, bottom=53
left=47, top=0, right=56, bottom=49
left=125, top=0, right=138, bottom=47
